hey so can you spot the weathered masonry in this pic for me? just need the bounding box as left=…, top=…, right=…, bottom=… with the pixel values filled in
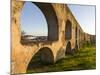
left=11, top=0, right=95, bottom=74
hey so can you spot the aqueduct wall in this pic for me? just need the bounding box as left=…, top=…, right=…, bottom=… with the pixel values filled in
left=11, top=0, right=94, bottom=74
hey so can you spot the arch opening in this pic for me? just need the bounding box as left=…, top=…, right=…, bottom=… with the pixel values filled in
left=65, top=41, right=72, bottom=54
left=75, top=26, right=77, bottom=39
left=75, top=40, right=79, bottom=53
left=27, top=47, right=54, bottom=72
left=65, top=20, right=72, bottom=40
left=75, top=26, right=78, bottom=52
left=20, top=2, right=59, bottom=44
left=79, top=30, right=81, bottom=48
left=34, top=2, right=59, bottom=41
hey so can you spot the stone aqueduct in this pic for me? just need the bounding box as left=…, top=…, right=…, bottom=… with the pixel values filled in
left=11, top=0, right=94, bottom=74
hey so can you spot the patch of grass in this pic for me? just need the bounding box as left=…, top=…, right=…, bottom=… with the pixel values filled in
left=27, top=44, right=96, bottom=74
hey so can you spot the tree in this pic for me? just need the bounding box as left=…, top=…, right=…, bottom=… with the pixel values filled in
left=21, top=30, right=26, bottom=41
left=21, top=30, right=26, bottom=36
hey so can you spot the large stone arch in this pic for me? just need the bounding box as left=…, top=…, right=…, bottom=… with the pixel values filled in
left=65, top=20, right=72, bottom=40
left=33, top=2, right=59, bottom=41
left=26, top=47, right=54, bottom=72
left=13, top=1, right=59, bottom=43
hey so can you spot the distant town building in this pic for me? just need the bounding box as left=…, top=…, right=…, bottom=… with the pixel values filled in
left=21, top=35, right=47, bottom=42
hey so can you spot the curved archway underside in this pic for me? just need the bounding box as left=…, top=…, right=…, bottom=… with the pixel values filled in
left=27, top=47, right=54, bottom=72
left=33, top=2, right=59, bottom=41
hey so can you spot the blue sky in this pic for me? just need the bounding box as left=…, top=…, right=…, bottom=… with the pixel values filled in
left=68, top=4, right=95, bottom=35
left=20, top=2, right=95, bottom=36
left=21, top=2, right=48, bottom=36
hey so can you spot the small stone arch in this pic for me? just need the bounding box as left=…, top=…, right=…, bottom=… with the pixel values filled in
left=65, top=20, right=72, bottom=40
left=75, top=26, right=78, bottom=39
left=75, top=40, right=79, bottom=53
left=78, top=29, right=81, bottom=49
left=27, top=47, right=54, bottom=72
left=65, top=41, right=72, bottom=54
left=75, top=26, right=79, bottom=52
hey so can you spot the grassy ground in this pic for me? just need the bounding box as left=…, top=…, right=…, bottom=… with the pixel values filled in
left=27, top=44, right=96, bottom=74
